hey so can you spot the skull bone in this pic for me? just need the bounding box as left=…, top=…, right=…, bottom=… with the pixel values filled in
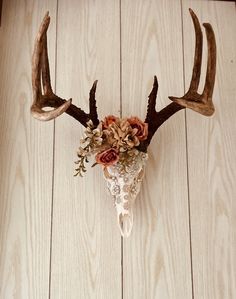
left=103, top=151, right=148, bottom=237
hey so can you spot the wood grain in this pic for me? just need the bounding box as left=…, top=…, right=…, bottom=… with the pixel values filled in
left=1, top=1, right=235, bottom=298
left=0, top=1, right=57, bottom=298
left=50, top=1, right=122, bottom=298
left=121, top=0, right=193, bottom=298
left=182, top=1, right=236, bottom=298
left=0, top=0, right=2, bottom=26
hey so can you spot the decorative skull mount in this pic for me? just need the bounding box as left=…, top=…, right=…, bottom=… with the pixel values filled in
left=104, top=151, right=148, bottom=237
left=31, top=9, right=216, bottom=237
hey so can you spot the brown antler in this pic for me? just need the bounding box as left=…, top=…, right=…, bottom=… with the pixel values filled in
left=139, top=9, right=216, bottom=152
left=31, top=12, right=99, bottom=127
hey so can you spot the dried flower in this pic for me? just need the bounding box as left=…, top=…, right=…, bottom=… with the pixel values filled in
left=127, top=117, right=148, bottom=141
left=74, top=153, right=89, bottom=177
left=83, top=121, right=103, bottom=149
left=96, top=148, right=119, bottom=166
left=104, top=118, right=140, bottom=152
left=75, top=121, right=103, bottom=176
left=75, top=116, right=148, bottom=176
left=102, top=115, right=118, bottom=129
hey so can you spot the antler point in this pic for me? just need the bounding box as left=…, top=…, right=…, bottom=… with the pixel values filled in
left=43, top=11, right=50, bottom=23
left=91, top=80, right=98, bottom=92
left=202, top=23, right=212, bottom=29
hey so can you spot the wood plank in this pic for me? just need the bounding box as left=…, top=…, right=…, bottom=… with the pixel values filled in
left=0, top=1, right=57, bottom=298
left=50, top=1, right=122, bottom=298
left=0, top=0, right=2, bottom=26
left=121, top=0, right=193, bottom=298
left=182, top=1, right=236, bottom=298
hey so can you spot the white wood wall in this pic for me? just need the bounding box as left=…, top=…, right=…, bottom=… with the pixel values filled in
left=0, top=1, right=235, bottom=298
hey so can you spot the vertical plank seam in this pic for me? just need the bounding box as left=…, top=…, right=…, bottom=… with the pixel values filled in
left=48, top=1, right=59, bottom=298
left=180, top=1, right=195, bottom=298
left=119, top=0, right=123, bottom=119
left=119, top=1, right=124, bottom=299
left=0, top=0, right=3, bottom=26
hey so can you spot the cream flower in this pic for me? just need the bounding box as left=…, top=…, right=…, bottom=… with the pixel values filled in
left=104, top=118, right=140, bottom=152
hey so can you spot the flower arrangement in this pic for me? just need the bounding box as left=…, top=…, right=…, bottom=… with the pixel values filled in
left=75, top=115, right=148, bottom=176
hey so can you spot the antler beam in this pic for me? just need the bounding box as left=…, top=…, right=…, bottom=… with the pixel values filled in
left=139, top=8, right=216, bottom=152
left=31, top=12, right=99, bottom=128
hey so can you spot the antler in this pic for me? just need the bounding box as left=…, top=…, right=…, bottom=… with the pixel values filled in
left=139, top=9, right=216, bottom=152
left=31, top=12, right=99, bottom=127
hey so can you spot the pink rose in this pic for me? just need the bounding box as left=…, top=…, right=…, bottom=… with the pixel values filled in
left=102, top=115, right=118, bottom=129
left=127, top=117, right=148, bottom=141
left=95, top=148, right=119, bottom=166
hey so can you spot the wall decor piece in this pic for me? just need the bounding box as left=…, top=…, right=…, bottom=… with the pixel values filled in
left=31, top=9, right=216, bottom=237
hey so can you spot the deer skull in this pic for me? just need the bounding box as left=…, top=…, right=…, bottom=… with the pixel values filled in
left=31, top=10, right=216, bottom=237
left=103, top=151, right=148, bottom=237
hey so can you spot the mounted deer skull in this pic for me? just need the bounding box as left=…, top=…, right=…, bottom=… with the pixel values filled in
left=31, top=9, right=216, bottom=237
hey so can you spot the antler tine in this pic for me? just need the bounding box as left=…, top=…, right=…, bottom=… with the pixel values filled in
left=31, top=12, right=47, bottom=114
left=31, top=12, right=97, bottom=127
left=169, top=8, right=216, bottom=116
left=41, top=21, right=53, bottom=95
left=89, top=80, right=99, bottom=127
left=31, top=12, right=72, bottom=121
left=145, top=76, right=158, bottom=123
left=202, top=22, right=216, bottom=100
left=137, top=76, right=159, bottom=151
left=139, top=9, right=216, bottom=152
left=187, top=8, right=203, bottom=92
left=168, top=8, right=203, bottom=104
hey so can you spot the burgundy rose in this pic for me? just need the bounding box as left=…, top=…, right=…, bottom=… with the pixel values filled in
left=96, top=148, right=119, bottom=166
left=127, top=117, right=148, bottom=141
left=102, top=115, right=118, bottom=129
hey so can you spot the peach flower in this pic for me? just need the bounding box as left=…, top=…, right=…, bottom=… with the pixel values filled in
left=127, top=117, right=148, bottom=141
left=102, top=115, right=118, bottom=129
left=95, top=148, right=119, bottom=166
